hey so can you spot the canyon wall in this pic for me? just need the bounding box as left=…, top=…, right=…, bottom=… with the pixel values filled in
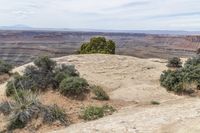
left=0, top=30, right=199, bottom=65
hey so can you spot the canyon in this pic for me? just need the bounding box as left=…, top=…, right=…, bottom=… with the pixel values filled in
left=0, top=30, right=199, bottom=65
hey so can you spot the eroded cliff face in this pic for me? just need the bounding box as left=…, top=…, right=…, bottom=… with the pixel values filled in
left=0, top=30, right=198, bottom=65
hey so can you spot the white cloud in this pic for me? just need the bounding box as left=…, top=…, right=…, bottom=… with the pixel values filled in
left=0, top=0, right=199, bottom=30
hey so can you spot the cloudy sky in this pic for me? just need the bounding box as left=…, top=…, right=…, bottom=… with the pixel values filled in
left=0, top=0, right=200, bottom=31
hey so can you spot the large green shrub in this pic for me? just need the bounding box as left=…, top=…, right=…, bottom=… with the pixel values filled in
left=160, top=69, right=184, bottom=92
left=160, top=56, right=200, bottom=94
left=0, top=60, right=13, bottom=75
left=79, top=37, right=116, bottom=54
left=59, top=77, right=89, bottom=97
left=166, top=57, right=182, bottom=68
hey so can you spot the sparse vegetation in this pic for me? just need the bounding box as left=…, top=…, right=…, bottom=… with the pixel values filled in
left=166, top=57, right=182, bottom=68
left=79, top=37, right=116, bottom=54
left=91, top=85, right=109, bottom=100
left=0, top=89, right=69, bottom=131
left=80, top=105, right=115, bottom=121
left=160, top=55, right=200, bottom=95
left=6, top=56, right=87, bottom=97
left=0, top=60, right=13, bottom=75
left=1, top=55, right=115, bottom=132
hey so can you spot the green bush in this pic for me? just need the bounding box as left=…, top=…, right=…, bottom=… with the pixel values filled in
left=54, top=72, right=69, bottom=85
left=160, top=56, right=200, bottom=94
left=160, top=69, right=184, bottom=92
left=166, top=57, right=182, bottom=68
left=24, top=65, right=55, bottom=90
left=0, top=60, right=13, bottom=75
left=79, top=37, right=116, bottom=54
left=53, top=64, right=80, bottom=88
left=34, top=56, right=56, bottom=72
left=59, top=77, right=89, bottom=97
left=55, top=64, right=79, bottom=77
left=81, top=106, right=103, bottom=121
left=91, top=86, right=109, bottom=100
left=80, top=105, right=115, bottom=121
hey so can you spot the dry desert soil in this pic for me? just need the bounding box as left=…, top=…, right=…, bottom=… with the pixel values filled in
left=1, top=54, right=200, bottom=133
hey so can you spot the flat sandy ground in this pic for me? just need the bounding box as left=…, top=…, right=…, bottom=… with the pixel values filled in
left=1, top=54, right=200, bottom=133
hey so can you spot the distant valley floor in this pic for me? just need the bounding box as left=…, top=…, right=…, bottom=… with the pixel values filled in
left=0, top=30, right=199, bottom=65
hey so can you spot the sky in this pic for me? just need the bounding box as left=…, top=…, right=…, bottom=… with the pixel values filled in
left=0, top=0, right=200, bottom=31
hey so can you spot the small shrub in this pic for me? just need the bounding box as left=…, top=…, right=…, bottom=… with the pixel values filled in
left=55, top=64, right=79, bottom=77
left=166, top=57, right=182, bottom=68
left=42, top=104, right=69, bottom=126
left=0, top=60, right=13, bottom=75
left=101, top=105, right=116, bottom=115
left=91, top=86, right=109, bottom=100
left=6, top=90, right=41, bottom=130
left=80, top=106, right=103, bottom=121
left=80, top=105, right=115, bottom=121
left=79, top=37, right=116, bottom=54
left=59, top=77, right=89, bottom=97
left=24, top=65, right=56, bottom=90
left=34, top=56, right=56, bottom=72
left=151, top=101, right=160, bottom=105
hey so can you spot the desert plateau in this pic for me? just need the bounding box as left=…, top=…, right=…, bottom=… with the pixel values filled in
left=1, top=0, right=200, bottom=132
